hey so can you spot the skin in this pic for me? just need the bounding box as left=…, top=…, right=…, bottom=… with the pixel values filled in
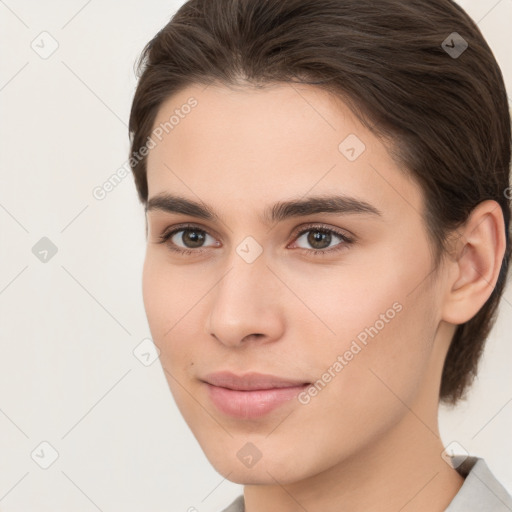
left=142, top=82, right=505, bottom=512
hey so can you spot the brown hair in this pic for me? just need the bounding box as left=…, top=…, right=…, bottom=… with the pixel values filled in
left=128, top=0, right=512, bottom=404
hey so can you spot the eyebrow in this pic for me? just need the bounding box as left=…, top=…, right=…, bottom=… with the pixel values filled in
left=146, top=192, right=383, bottom=224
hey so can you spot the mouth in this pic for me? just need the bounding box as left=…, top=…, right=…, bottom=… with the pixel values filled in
left=201, top=371, right=311, bottom=419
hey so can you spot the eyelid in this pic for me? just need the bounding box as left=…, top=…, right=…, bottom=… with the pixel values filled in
left=289, top=222, right=355, bottom=244
left=158, top=222, right=219, bottom=243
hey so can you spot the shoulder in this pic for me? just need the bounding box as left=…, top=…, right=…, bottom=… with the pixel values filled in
left=219, top=494, right=244, bottom=512
left=446, top=456, right=512, bottom=511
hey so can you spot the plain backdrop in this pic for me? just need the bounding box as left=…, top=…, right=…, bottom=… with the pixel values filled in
left=0, top=1, right=511, bottom=510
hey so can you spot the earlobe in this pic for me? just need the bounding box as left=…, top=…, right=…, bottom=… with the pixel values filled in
left=442, top=200, right=506, bottom=325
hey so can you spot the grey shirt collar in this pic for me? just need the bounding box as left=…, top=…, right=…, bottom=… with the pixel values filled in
left=445, top=456, right=512, bottom=511
left=221, top=457, right=512, bottom=511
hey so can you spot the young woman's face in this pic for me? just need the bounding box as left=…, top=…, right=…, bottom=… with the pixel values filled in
left=143, top=82, right=451, bottom=484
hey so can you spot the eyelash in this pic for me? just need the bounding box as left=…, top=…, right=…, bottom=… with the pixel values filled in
left=156, top=223, right=354, bottom=257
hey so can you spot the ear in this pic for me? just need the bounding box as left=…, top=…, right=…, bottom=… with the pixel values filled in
left=442, top=200, right=507, bottom=325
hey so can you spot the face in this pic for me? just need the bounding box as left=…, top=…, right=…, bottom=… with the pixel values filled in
left=143, top=82, right=448, bottom=484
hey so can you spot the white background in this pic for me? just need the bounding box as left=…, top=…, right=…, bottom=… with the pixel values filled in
left=0, top=1, right=511, bottom=510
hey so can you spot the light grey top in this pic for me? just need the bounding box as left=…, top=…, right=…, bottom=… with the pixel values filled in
left=220, top=457, right=512, bottom=511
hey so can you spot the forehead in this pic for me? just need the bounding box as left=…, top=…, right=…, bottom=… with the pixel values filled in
left=145, top=82, right=423, bottom=222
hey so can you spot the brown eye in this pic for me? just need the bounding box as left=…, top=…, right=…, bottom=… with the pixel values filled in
left=291, top=225, right=354, bottom=255
left=157, top=224, right=220, bottom=254
left=172, top=228, right=207, bottom=249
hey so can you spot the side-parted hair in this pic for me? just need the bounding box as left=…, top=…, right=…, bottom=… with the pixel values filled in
left=128, top=0, right=512, bottom=404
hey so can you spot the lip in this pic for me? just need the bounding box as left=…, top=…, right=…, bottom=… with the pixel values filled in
left=202, top=371, right=310, bottom=390
left=201, top=371, right=310, bottom=419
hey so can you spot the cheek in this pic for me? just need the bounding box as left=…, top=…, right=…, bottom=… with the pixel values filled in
left=142, top=253, right=165, bottom=336
left=142, top=252, right=204, bottom=371
left=142, top=252, right=193, bottom=337
left=294, top=248, right=437, bottom=406
left=285, top=280, right=436, bottom=476
left=142, top=253, right=183, bottom=372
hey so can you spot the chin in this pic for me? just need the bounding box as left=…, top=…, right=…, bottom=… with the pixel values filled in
left=198, top=438, right=313, bottom=485
left=220, top=468, right=273, bottom=485
left=210, top=458, right=293, bottom=485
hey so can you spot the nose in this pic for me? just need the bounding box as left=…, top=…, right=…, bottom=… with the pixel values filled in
left=205, top=249, right=285, bottom=348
